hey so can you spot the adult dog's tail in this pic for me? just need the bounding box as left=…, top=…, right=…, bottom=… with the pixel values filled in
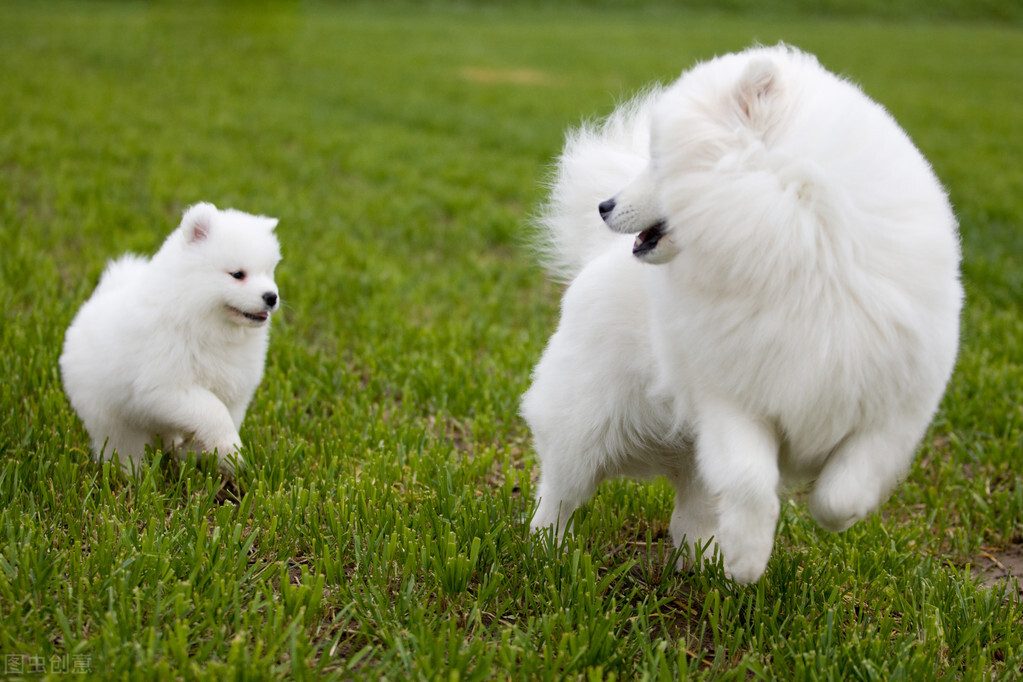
left=531, top=86, right=662, bottom=281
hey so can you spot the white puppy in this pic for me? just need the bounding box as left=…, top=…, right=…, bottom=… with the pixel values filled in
left=523, top=45, right=963, bottom=583
left=61, top=202, right=282, bottom=475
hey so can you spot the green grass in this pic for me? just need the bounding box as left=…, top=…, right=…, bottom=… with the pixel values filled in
left=2, top=2, right=1022, bottom=679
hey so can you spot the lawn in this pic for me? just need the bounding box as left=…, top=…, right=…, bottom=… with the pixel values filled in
left=1, top=1, right=1021, bottom=679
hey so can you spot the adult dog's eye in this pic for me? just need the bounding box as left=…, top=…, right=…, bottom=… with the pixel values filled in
left=230, top=271, right=246, bottom=280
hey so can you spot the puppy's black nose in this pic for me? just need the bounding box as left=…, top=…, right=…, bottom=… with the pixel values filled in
left=263, top=292, right=278, bottom=308
left=598, top=198, right=616, bottom=220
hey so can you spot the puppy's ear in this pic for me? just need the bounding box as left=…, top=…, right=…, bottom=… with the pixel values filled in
left=182, top=202, right=218, bottom=243
left=735, top=58, right=780, bottom=126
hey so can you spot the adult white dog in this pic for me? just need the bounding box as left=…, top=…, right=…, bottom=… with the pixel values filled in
left=523, top=45, right=962, bottom=583
left=61, top=203, right=281, bottom=476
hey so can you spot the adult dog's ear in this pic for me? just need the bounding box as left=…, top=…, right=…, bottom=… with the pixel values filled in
left=735, top=58, right=781, bottom=129
left=182, top=202, right=218, bottom=243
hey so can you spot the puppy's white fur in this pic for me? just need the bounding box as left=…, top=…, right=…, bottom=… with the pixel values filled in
left=60, top=202, right=281, bottom=475
left=523, top=45, right=962, bottom=583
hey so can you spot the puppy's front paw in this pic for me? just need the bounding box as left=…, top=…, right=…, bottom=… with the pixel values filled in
left=529, top=512, right=572, bottom=540
left=214, top=445, right=245, bottom=478
left=195, top=432, right=244, bottom=477
left=673, top=535, right=720, bottom=574
left=721, top=545, right=772, bottom=585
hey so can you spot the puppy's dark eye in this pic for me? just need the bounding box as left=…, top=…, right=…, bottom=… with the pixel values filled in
left=230, top=271, right=246, bottom=280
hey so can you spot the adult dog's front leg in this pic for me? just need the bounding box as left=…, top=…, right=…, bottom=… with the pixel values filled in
left=696, top=398, right=780, bottom=584
left=667, top=467, right=719, bottom=571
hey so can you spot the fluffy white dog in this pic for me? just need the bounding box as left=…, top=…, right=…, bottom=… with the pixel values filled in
left=523, top=45, right=963, bottom=583
left=60, top=202, right=281, bottom=475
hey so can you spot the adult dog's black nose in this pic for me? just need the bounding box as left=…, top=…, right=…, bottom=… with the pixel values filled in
left=598, top=198, right=616, bottom=220
left=263, top=292, right=278, bottom=308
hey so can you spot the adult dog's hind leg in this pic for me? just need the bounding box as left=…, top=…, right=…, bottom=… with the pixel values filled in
left=529, top=439, right=606, bottom=538
left=808, top=418, right=924, bottom=533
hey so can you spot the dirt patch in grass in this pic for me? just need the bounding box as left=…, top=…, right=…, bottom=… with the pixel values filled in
left=975, top=544, right=1023, bottom=598
left=459, top=66, right=558, bottom=86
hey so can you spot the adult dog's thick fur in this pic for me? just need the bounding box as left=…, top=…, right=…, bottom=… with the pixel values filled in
left=523, top=45, right=962, bottom=583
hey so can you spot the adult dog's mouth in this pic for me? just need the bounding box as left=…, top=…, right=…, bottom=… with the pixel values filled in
left=632, top=221, right=667, bottom=256
left=229, top=306, right=270, bottom=324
